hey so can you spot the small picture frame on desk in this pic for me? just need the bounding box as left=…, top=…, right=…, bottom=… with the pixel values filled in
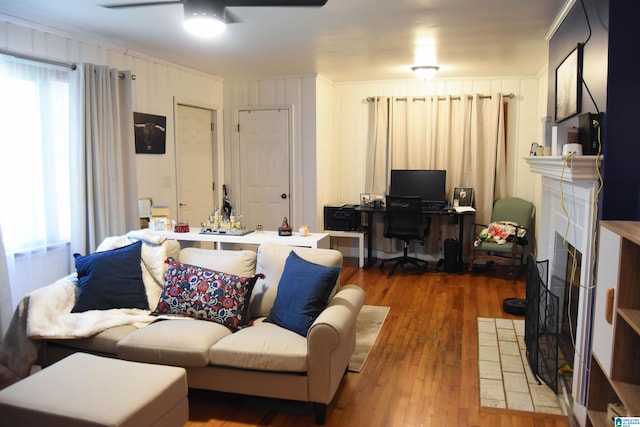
left=360, top=193, right=371, bottom=206
left=453, top=187, right=473, bottom=207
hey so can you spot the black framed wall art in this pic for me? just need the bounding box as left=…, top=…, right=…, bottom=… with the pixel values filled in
left=134, top=112, right=167, bottom=154
left=555, top=43, right=583, bottom=123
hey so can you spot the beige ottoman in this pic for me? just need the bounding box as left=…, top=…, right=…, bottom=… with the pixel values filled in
left=0, top=353, right=188, bottom=427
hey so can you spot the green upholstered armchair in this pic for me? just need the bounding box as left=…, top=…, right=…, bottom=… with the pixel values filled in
left=469, top=197, right=534, bottom=276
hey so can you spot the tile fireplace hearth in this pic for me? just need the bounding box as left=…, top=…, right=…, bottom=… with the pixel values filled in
left=525, top=154, right=603, bottom=426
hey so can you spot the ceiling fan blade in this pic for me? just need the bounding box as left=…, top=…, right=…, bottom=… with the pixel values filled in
left=101, top=1, right=183, bottom=9
left=225, top=0, right=327, bottom=6
left=224, top=9, right=241, bottom=24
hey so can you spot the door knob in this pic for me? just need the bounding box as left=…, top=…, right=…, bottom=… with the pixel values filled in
left=281, top=193, right=287, bottom=199
left=179, top=203, right=187, bottom=207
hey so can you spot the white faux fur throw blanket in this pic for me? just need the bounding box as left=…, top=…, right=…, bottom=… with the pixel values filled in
left=0, top=230, right=175, bottom=388
left=26, top=275, right=157, bottom=339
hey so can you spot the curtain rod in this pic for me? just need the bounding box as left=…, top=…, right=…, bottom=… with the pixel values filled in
left=115, top=71, right=136, bottom=80
left=366, top=93, right=515, bottom=102
left=0, top=48, right=136, bottom=79
left=0, top=48, right=77, bottom=70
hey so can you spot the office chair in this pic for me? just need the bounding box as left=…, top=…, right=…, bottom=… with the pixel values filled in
left=379, top=195, right=430, bottom=275
left=469, top=197, right=534, bottom=276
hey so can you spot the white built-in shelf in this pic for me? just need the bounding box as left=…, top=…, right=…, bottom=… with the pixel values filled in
left=524, top=155, right=603, bottom=182
left=586, top=221, right=640, bottom=426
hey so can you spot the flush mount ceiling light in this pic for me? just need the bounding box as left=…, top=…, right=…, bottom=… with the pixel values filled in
left=183, top=1, right=227, bottom=38
left=411, top=65, right=440, bottom=79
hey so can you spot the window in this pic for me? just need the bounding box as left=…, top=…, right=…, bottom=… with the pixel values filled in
left=0, top=56, right=71, bottom=254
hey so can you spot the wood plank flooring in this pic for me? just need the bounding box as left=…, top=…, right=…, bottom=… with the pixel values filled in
left=184, top=259, right=571, bottom=427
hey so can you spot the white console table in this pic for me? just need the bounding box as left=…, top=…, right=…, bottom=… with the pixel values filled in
left=151, top=229, right=330, bottom=250
left=324, top=230, right=365, bottom=268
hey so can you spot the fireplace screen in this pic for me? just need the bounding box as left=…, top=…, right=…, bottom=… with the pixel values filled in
left=524, top=255, right=559, bottom=393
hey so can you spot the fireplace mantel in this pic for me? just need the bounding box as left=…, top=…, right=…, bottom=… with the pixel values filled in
left=524, top=155, right=603, bottom=182
left=525, top=154, right=603, bottom=425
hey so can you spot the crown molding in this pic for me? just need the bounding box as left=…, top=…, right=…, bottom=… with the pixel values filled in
left=545, top=0, right=577, bottom=41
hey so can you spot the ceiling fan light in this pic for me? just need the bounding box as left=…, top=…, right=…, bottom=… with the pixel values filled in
left=411, top=65, right=439, bottom=79
left=183, top=16, right=226, bottom=38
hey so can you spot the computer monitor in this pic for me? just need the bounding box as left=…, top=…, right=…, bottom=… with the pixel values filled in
left=389, top=169, right=447, bottom=203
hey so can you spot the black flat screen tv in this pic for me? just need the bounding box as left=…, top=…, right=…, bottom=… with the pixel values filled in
left=389, top=169, right=447, bottom=203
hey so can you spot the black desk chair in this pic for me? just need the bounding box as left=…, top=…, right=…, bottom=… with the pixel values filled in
left=379, top=195, right=430, bottom=275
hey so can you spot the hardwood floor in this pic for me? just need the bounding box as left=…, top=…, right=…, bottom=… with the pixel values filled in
left=184, top=259, right=570, bottom=427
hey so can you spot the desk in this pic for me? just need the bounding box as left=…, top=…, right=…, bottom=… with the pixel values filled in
left=151, top=229, right=330, bottom=250
left=355, top=206, right=473, bottom=272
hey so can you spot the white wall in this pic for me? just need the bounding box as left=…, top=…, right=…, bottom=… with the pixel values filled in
left=530, top=65, right=551, bottom=257
left=0, top=17, right=225, bottom=220
left=316, top=76, right=337, bottom=229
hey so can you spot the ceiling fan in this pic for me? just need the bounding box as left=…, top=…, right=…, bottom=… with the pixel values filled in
left=101, top=0, right=329, bottom=37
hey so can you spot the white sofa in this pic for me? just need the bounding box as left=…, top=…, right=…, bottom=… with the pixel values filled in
left=36, top=240, right=366, bottom=424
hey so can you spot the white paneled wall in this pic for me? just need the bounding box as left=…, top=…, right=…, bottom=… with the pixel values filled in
left=223, top=75, right=321, bottom=231
left=0, top=18, right=224, bottom=219
left=316, top=76, right=337, bottom=228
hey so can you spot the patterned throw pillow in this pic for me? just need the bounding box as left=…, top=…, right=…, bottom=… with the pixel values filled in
left=152, top=258, right=261, bottom=331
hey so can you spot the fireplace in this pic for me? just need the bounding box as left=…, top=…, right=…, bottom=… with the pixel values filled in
left=525, top=155, right=602, bottom=425
left=552, top=237, right=581, bottom=378
left=524, top=237, right=582, bottom=396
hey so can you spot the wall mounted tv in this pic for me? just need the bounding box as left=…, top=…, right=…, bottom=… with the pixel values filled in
left=389, top=169, right=447, bottom=202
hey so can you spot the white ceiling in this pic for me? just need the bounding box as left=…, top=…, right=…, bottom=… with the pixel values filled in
left=0, top=0, right=566, bottom=82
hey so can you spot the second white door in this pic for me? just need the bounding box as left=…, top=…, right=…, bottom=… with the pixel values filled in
left=238, top=109, right=290, bottom=231
left=176, top=104, right=216, bottom=226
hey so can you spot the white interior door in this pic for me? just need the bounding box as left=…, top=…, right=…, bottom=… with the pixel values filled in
left=176, top=104, right=216, bottom=226
left=238, top=109, right=290, bottom=231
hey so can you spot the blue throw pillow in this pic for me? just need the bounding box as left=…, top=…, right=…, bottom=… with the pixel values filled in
left=72, top=241, right=148, bottom=313
left=265, top=251, right=341, bottom=337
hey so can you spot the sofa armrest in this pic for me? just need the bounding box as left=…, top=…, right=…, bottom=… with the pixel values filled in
left=306, top=284, right=365, bottom=404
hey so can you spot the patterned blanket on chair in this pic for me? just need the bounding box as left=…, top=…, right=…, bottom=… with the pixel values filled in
left=475, top=221, right=526, bottom=245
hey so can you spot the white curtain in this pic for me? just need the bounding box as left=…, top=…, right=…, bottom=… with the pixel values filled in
left=0, top=227, right=12, bottom=338
left=71, top=64, right=139, bottom=255
left=366, top=93, right=506, bottom=224
left=365, top=97, right=390, bottom=196
left=0, top=60, right=139, bottom=339
left=0, top=56, right=73, bottom=337
left=469, top=94, right=507, bottom=222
